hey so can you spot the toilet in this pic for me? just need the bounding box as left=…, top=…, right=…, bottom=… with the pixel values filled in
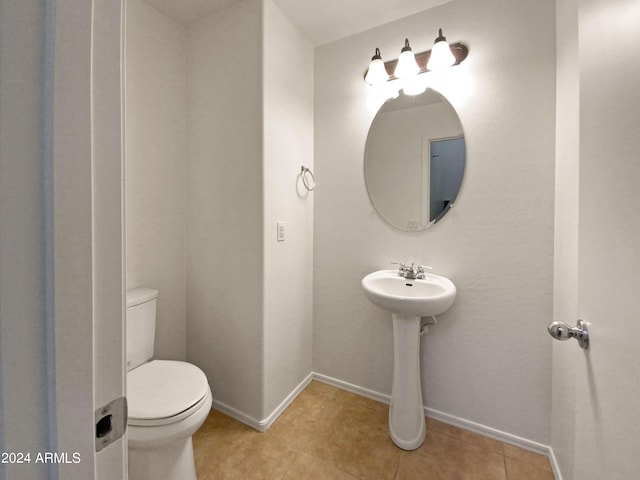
left=126, top=288, right=212, bottom=480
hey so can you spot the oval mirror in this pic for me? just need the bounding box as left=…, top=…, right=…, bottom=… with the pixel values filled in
left=364, top=88, right=465, bottom=232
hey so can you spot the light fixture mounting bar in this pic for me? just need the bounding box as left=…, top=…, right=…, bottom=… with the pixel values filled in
left=365, top=42, right=469, bottom=81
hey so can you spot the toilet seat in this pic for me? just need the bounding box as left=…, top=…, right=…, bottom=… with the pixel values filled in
left=128, top=360, right=209, bottom=427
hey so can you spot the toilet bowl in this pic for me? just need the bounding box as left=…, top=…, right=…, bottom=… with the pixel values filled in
left=126, top=288, right=212, bottom=480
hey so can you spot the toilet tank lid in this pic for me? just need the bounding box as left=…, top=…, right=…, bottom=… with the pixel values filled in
left=126, top=288, right=159, bottom=307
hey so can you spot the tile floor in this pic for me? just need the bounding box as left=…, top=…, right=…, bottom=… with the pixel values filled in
left=193, top=380, right=555, bottom=480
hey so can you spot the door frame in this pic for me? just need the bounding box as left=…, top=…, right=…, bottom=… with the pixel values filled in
left=52, top=1, right=126, bottom=478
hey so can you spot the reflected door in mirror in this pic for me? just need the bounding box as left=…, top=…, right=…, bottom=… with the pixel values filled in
left=428, top=137, right=465, bottom=223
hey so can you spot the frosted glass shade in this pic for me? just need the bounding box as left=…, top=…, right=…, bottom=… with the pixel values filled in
left=427, top=36, right=456, bottom=71
left=394, top=39, right=419, bottom=79
left=365, top=58, right=389, bottom=85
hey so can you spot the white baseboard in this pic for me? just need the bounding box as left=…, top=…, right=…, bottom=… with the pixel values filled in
left=211, top=399, right=263, bottom=431
left=425, top=407, right=551, bottom=456
left=212, top=371, right=561, bottom=479
left=212, top=372, right=314, bottom=432
left=312, top=372, right=391, bottom=405
left=258, top=372, right=314, bottom=431
left=547, top=447, right=564, bottom=480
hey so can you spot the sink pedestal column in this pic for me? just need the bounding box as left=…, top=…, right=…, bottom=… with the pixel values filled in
left=389, top=313, right=426, bottom=450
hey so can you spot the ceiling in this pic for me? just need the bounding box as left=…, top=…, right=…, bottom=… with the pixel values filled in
left=142, top=0, right=453, bottom=45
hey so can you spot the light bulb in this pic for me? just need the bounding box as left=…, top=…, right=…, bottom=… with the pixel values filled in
left=427, top=28, right=456, bottom=71
left=365, top=48, right=389, bottom=85
left=393, top=39, right=419, bottom=79
left=402, top=74, right=429, bottom=96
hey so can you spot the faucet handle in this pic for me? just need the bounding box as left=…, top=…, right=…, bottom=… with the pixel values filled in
left=416, top=265, right=432, bottom=279
left=391, top=262, right=408, bottom=276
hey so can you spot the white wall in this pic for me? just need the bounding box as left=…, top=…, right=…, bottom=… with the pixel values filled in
left=126, top=0, right=188, bottom=360
left=186, top=0, right=266, bottom=421
left=263, top=0, right=314, bottom=418
left=314, top=0, right=556, bottom=444
left=186, top=0, right=314, bottom=425
left=127, top=0, right=314, bottom=426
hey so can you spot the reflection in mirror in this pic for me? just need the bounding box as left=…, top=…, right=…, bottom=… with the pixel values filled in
left=364, top=89, right=465, bottom=232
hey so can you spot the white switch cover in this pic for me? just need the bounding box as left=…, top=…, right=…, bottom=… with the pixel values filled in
left=277, top=222, right=285, bottom=242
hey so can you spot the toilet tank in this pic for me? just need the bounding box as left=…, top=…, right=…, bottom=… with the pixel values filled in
left=126, top=288, right=159, bottom=372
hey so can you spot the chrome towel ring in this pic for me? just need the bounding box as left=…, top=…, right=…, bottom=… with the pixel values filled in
left=301, top=165, right=315, bottom=191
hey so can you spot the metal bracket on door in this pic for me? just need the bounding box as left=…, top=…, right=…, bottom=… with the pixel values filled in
left=547, top=319, right=589, bottom=349
left=95, top=396, right=127, bottom=452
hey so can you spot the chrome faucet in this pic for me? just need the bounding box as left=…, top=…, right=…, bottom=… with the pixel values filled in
left=393, top=262, right=410, bottom=278
left=393, top=262, right=431, bottom=280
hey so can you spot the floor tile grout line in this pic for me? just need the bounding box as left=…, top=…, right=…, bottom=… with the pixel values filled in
left=503, top=451, right=509, bottom=479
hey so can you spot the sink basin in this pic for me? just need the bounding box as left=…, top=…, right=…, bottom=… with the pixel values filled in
left=361, top=268, right=457, bottom=450
left=361, top=269, right=456, bottom=317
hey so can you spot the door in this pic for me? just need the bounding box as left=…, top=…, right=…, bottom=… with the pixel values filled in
left=556, top=0, right=640, bottom=478
left=428, top=137, right=465, bottom=222
left=92, top=0, right=128, bottom=478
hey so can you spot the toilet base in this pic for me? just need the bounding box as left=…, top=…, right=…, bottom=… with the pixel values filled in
left=129, top=436, right=197, bottom=480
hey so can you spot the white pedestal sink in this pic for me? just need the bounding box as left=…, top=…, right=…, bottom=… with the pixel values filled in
left=361, top=269, right=456, bottom=450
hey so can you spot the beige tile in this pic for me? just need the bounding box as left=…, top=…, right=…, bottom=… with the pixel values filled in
left=304, top=380, right=342, bottom=400
left=193, top=384, right=545, bottom=480
left=426, top=417, right=505, bottom=454
left=278, top=382, right=342, bottom=426
left=397, top=447, right=507, bottom=480
left=196, top=432, right=296, bottom=480
left=505, top=457, right=555, bottom=480
left=303, top=403, right=401, bottom=480
left=396, top=452, right=458, bottom=480
left=399, top=429, right=507, bottom=478
left=282, top=453, right=359, bottom=480
left=267, top=382, right=347, bottom=451
left=193, top=410, right=259, bottom=476
left=503, top=444, right=552, bottom=471
left=195, top=409, right=254, bottom=441
left=332, top=387, right=389, bottom=413
left=266, top=415, right=322, bottom=452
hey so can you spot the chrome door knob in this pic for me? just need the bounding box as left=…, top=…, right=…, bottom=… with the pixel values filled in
left=547, top=319, right=589, bottom=349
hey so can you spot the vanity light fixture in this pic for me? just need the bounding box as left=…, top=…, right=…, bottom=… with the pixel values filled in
left=426, top=28, right=456, bottom=71
left=363, top=28, right=468, bottom=93
left=364, top=48, right=390, bottom=85
left=394, top=39, right=420, bottom=79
